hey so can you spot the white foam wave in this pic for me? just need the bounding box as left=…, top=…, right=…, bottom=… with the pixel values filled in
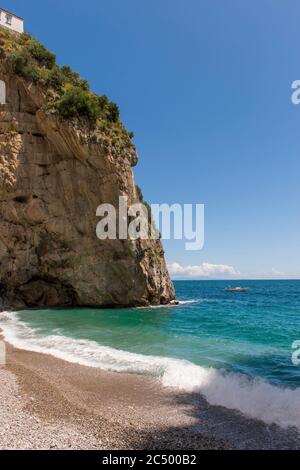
left=1, top=311, right=300, bottom=430
left=136, top=299, right=204, bottom=308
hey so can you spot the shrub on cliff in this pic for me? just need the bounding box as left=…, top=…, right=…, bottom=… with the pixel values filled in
left=96, top=95, right=120, bottom=123
left=1, top=29, right=130, bottom=143
left=55, top=87, right=120, bottom=122
left=9, top=48, right=30, bottom=73
left=9, top=36, right=55, bottom=79
left=26, top=38, right=56, bottom=69
left=55, top=87, right=99, bottom=119
left=4, top=31, right=121, bottom=123
left=45, top=67, right=65, bottom=89
left=9, top=49, right=42, bottom=84
left=60, top=66, right=90, bottom=92
left=106, top=102, right=120, bottom=123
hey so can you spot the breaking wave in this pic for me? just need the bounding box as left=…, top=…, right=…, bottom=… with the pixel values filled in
left=1, top=310, right=300, bottom=429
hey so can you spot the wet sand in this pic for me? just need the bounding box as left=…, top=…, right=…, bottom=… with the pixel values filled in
left=0, top=340, right=299, bottom=450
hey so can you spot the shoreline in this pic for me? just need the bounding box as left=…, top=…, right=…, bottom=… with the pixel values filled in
left=0, top=339, right=299, bottom=449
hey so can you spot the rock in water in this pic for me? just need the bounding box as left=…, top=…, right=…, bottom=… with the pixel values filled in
left=0, top=30, right=175, bottom=308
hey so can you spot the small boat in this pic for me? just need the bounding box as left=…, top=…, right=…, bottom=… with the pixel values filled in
left=225, top=287, right=249, bottom=292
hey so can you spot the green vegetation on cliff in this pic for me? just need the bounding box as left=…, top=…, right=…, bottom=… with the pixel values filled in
left=0, top=28, right=134, bottom=152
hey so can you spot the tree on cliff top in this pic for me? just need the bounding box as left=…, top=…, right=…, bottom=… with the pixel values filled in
left=0, top=28, right=126, bottom=127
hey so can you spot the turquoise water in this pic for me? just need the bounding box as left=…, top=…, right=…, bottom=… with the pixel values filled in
left=1, top=280, right=300, bottom=428
left=11, top=280, right=300, bottom=386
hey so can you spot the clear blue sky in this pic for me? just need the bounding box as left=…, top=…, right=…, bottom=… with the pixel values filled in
left=4, top=0, right=300, bottom=278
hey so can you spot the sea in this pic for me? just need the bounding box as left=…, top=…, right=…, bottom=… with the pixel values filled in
left=1, top=280, right=300, bottom=429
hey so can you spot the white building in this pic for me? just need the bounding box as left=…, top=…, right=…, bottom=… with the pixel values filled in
left=0, top=7, right=24, bottom=33
left=0, top=8, right=24, bottom=105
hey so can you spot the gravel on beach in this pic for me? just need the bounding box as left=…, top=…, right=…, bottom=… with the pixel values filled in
left=0, top=341, right=299, bottom=450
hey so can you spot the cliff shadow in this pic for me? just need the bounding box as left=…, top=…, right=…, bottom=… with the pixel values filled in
left=126, top=390, right=300, bottom=450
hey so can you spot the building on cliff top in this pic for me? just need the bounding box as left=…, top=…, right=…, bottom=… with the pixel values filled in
left=0, top=7, right=24, bottom=33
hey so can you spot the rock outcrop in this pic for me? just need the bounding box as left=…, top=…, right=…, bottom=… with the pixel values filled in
left=0, top=40, right=175, bottom=308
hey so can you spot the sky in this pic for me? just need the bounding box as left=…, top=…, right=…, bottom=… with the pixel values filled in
left=3, top=0, right=300, bottom=279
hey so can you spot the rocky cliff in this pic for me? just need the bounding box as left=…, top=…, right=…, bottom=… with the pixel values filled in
left=0, top=29, right=175, bottom=308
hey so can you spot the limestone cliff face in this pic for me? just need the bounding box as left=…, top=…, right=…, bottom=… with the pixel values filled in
left=0, top=67, right=175, bottom=308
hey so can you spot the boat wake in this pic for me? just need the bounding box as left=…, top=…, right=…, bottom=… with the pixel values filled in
left=1, top=311, right=300, bottom=430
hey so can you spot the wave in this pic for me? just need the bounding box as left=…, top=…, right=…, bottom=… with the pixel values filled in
left=177, top=299, right=203, bottom=305
left=136, top=299, right=206, bottom=308
left=1, top=311, right=300, bottom=430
